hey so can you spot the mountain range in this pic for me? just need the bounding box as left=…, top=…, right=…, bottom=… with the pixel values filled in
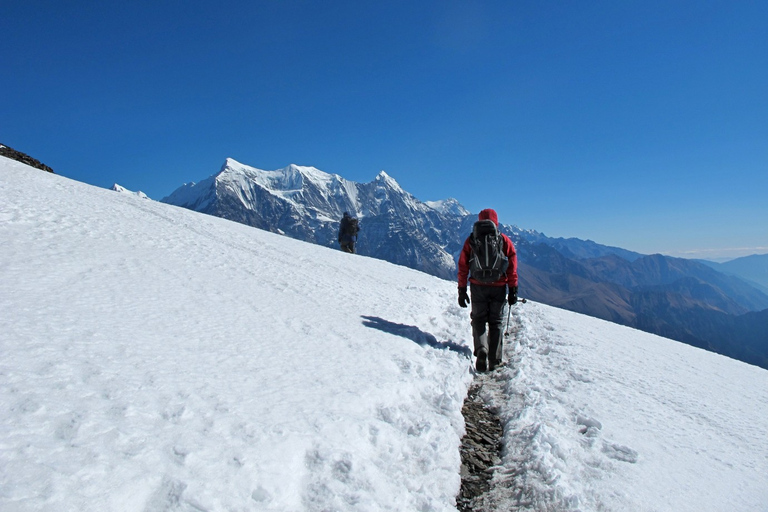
left=699, top=254, right=768, bottom=293
left=155, top=158, right=767, bottom=369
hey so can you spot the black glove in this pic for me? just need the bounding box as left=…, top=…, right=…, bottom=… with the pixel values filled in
left=458, top=287, right=470, bottom=308
left=508, top=286, right=518, bottom=305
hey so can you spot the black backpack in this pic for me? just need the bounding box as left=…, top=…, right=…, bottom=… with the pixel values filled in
left=468, top=220, right=509, bottom=282
left=343, top=217, right=359, bottom=236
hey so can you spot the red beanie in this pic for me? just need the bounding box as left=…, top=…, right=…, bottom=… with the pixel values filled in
left=478, top=208, right=499, bottom=226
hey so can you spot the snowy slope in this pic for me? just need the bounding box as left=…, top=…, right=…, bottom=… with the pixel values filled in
left=483, top=304, right=768, bottom=511
left=2, top=156, right=768, bottom=512
left=1, top=157, right=472, bottom=511
left=112, top=183, right=149, bottom=200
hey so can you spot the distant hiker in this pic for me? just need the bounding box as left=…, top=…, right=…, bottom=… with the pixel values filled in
left=458, top=208, right=518, bottom=372
left=338, top=212, right=360, bottom=253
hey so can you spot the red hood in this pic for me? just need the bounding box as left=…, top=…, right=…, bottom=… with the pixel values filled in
left=478, top=208, right=498, bottom=226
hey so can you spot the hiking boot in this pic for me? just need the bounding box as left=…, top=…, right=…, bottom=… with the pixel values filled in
left=489, top=359, right=502, bottom=371
left=475, top=351, right=488, bottom=372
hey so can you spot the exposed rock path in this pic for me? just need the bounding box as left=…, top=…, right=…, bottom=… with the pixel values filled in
left=456, top=380, right=504, bottom=511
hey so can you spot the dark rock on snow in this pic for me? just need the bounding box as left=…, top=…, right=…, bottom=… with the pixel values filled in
left=0, top=144, right=55, bottom=173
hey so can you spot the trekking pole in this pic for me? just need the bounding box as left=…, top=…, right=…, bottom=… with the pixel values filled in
left=504, top=298, right=527, bottom=337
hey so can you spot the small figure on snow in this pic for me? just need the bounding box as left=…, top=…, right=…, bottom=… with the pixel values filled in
left=457, top=208, right=518, bottom=372
left=338, top=212, right=360, bottom=254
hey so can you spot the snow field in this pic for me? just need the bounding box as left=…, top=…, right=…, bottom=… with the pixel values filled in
left=1, top=158, right=474, bottom=511
left=482, top=301, right=768, bottom=511
left=3, top=156, right=768, bottom=512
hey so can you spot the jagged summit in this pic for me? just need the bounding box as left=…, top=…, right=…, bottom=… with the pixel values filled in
left=373, top=170, right=403, bottom=192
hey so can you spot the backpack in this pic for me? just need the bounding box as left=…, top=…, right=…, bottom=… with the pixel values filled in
left=342, top=217, right=359, bottom=236
left=468, top=220, right=509, bottom=282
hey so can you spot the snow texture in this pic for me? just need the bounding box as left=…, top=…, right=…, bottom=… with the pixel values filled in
left=2, top=155, right=768, bottom=511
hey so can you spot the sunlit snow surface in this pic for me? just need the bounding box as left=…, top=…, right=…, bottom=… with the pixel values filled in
left=2, top=156, right=767, bottom=511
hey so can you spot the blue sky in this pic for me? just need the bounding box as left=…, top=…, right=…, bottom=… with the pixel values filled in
left=3, top=0, right=766, bottom=260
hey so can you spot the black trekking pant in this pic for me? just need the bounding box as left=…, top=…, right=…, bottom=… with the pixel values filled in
left=470, top=283, right=506, bottom=364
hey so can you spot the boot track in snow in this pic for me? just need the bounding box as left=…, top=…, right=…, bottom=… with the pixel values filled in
left=456, top=303, right=524, bottom=511
left=456, top=380, right=504, bottom=511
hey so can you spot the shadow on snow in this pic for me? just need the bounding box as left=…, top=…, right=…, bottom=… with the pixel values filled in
left=361, top=316, right=472, bottom=358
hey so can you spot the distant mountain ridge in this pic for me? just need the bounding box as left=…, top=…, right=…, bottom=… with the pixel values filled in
left=162, top=158, right=768, bottom=369
left=699, top=254, right=768, bottom=293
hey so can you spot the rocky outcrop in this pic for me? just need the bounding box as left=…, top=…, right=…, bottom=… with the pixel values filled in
left=0, top=144, right=55, bottom=173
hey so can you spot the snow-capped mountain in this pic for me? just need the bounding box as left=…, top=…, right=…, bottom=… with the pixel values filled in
left=3, top=155, right=768, bottom=511
left=162, top=159, right=646, bottom=283
left=162, top=159, right=476, bottom=279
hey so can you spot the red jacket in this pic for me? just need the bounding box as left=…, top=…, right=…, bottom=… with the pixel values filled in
left=458, top=209, right=518, bottom=288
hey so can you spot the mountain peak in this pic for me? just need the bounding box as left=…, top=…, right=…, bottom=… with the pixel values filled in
left=220, top=157, right=257, bottom=176
left=374, top=170, right=403, bottom=191
left=223, top=157, right=241, bottom=169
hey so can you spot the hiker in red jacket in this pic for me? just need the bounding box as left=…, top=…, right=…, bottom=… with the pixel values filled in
left=457, top=208, right=518, bottom=372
